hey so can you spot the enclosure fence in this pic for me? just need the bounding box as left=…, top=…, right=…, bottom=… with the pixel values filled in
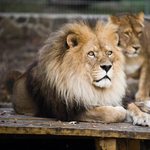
left=0, top=0, right=150, bottom=15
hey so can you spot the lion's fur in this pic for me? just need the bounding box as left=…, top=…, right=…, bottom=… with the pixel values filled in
left=40, top=19, right=126, bottom=108
left=5, top=70, right=22, bottom=94
left=7, top=18, right=127, bottom=122
left=109, top=12, right=150, bottom=101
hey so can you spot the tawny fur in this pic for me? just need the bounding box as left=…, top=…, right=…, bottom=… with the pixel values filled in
left=6, top=18, right=127, bottom=123
left=37, top=19, right=126, bottom=118
left=109, top=12, right=150, bottom=103
left=5, top=70, right=22, bottom=94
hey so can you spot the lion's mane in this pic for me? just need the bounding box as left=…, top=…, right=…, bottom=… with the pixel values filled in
left=26, top=18, right=126, bottom=121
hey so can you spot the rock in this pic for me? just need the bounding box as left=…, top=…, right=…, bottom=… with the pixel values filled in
left=0, top=16, right=4, bottom=23
left=0, top=13, right=108, bottom=39
left=52, top=18, right=67, bottom=31
left=28, top=17, right=37, bottom=24
left=39, top=17, right=51, bottom=28
left=16, top=17, right=27, bottom=23
left=34, top=24, right=50, bottom=38
left=0, top=18, right=21, bottom=39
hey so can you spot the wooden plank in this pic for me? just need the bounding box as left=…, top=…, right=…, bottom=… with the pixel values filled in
left=0, top=108, right=150, bottom=139
left=95, top=138, right=101, bottom=150
left=118, top=139, right=127, bottom=150
left=95, top=138, right=117, bottom=150
left=129, top=140, right=140, bottom=150
left=118, top=139, right=140, bottom=150
left=96, top=139, right=140, bottom=150
left=100, top=139, right=116, bottom=150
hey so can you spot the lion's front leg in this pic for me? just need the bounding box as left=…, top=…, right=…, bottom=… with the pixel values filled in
left=80, top=106, right=126, bottom=123
left=136, top=63, right=150, bottom=102
left=126, top=102, right=150, bottom=126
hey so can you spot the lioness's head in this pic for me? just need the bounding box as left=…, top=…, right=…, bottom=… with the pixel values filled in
left=40, top=18, right=126, bottom=107
left=109, top=12, right=144, bottom=57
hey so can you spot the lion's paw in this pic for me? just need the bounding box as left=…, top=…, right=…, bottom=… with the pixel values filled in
left=132, top=112, right=150, bottom=127
left=135, top=101, right=150, bottom=114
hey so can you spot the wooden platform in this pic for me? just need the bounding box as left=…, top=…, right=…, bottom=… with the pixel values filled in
left=0, top=108, right=150, bottom=150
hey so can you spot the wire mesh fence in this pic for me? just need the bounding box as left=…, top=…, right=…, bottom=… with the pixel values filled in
left=0, top=0, right=149, bottom=14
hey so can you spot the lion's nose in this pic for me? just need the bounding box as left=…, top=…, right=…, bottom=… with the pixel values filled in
left=100, top=65, right=112, bottom=72
left=132, top=46, right=140, bottom=51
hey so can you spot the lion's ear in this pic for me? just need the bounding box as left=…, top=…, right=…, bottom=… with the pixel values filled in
left=136, top=12, right=144, bottom=25
left=67, top=34, right=78, bottom=48
left=113, top=33, right=119, bottom=46
left=109, top=15, right=120, bottom=25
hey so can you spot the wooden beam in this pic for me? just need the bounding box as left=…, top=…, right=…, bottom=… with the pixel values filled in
left=95, top=138, right=117, bottom=150
left=118, top=139, right=140, bottom=150
left=95, top=138, right=101, bottom=150
left=129, top=140, right=140, bottom=150
left=0, top=108, right=150, bottom=140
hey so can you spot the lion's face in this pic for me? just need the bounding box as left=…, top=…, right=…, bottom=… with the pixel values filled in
left=65, top=22, right=122, bottom=89
left=109, top=12, right=144, bottom=58
left=82, top=37, right=115, bottom=88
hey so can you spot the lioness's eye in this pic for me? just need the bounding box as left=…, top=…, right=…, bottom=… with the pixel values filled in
left=88, top=51, right=95, bottom=57
left=106, top=51, right=112, bottom=56
left=138, top=31, right=142, bottom=37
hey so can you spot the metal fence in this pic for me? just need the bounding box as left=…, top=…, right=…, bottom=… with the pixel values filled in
left=0, top=0, right=150, bottom=15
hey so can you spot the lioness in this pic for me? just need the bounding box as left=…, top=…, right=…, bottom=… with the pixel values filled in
left=109, top=12, right=150, bottom=103
left=6, top=18, right=150, bottom=126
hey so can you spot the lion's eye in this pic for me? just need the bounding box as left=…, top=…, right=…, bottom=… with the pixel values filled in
left=124, top=32, right=130, bottom=36
left=106, top=51, right=112, bottom=56
left=88, top=51, right=95, bottom=57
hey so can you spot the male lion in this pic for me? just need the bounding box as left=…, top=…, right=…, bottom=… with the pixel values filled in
left=109, top=12, right=150, bottom=104
left=6, top=18, right=150, bottom=125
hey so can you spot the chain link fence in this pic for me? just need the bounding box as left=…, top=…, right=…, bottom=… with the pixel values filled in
left=0, top=0, right=150, bottom=14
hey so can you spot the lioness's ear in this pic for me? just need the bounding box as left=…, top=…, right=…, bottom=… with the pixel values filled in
left=109, top=15, right=120, bottom=25
left=136, top=12, right=144, bottom=25
left=67, top=34, right=78, bottom=48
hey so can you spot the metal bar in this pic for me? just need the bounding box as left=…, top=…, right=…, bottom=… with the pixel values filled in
left=145, top=0, right=149, bottom=15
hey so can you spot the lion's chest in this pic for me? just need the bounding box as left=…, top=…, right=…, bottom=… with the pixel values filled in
left=125, top=55, right=144, bottom=77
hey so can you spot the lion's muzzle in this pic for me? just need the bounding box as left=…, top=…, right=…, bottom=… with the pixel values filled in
left=92, top=67, right=113, bottom=88
left=94, top=75, right=111, bottom=83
